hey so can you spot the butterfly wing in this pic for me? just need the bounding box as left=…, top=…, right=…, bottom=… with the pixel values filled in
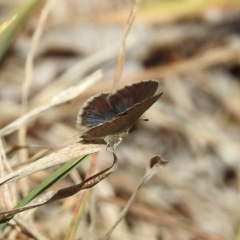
left=81, top=114, right=129, bottom=140
left=124, top=92, right=163, bottom=129
left=76, top=92, right=118, bottom=135
left=81, top=92, right=162, bottom=140
left=108, top=80, right=159, bottom=115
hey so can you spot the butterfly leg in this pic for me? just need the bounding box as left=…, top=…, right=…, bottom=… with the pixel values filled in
left=106, top=136, right=122, bottom=152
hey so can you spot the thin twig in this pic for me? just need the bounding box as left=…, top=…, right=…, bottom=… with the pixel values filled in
left=18, top=0, right=57, bottom=196
left=106, top=156, right=168, bottom=239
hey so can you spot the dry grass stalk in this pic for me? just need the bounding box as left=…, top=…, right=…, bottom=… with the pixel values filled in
left=113, top=0, right=142, bottom=89
left=19, top=0, right=57, bottom=197
left=0, top=149, right=118, bottom=220
left=0, top=70, right=102, bottom=137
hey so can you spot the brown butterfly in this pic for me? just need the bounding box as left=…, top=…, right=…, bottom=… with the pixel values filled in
left=76, top=80, right=162, bottom=143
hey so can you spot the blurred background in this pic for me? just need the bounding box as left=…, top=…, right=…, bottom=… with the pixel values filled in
left=1, top=0, right=240, bottom=239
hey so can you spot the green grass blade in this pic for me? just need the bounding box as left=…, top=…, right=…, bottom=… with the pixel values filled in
left=0, top=154, right=88, bottom=229
left=0, top=0, right=43, bottom=62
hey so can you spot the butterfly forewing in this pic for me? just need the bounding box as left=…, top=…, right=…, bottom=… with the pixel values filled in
left=129, top=80, right=159, bottom=103
left=82, top=114, right=129, bottom=139
left=125, top=92, right=162, bottom=127
left=108, top=80, right=158, bottom=115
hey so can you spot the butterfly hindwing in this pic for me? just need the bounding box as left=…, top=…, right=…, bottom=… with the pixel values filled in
left=76, top=92, right=117, bottom=129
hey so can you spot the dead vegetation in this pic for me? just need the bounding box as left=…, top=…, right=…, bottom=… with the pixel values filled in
left=0, top=0, right=240, bottom=239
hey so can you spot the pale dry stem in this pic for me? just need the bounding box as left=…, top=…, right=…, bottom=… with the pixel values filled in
left=19, top=0, right=57, bottom=197
left=113, top=0, right=142, bottom=90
